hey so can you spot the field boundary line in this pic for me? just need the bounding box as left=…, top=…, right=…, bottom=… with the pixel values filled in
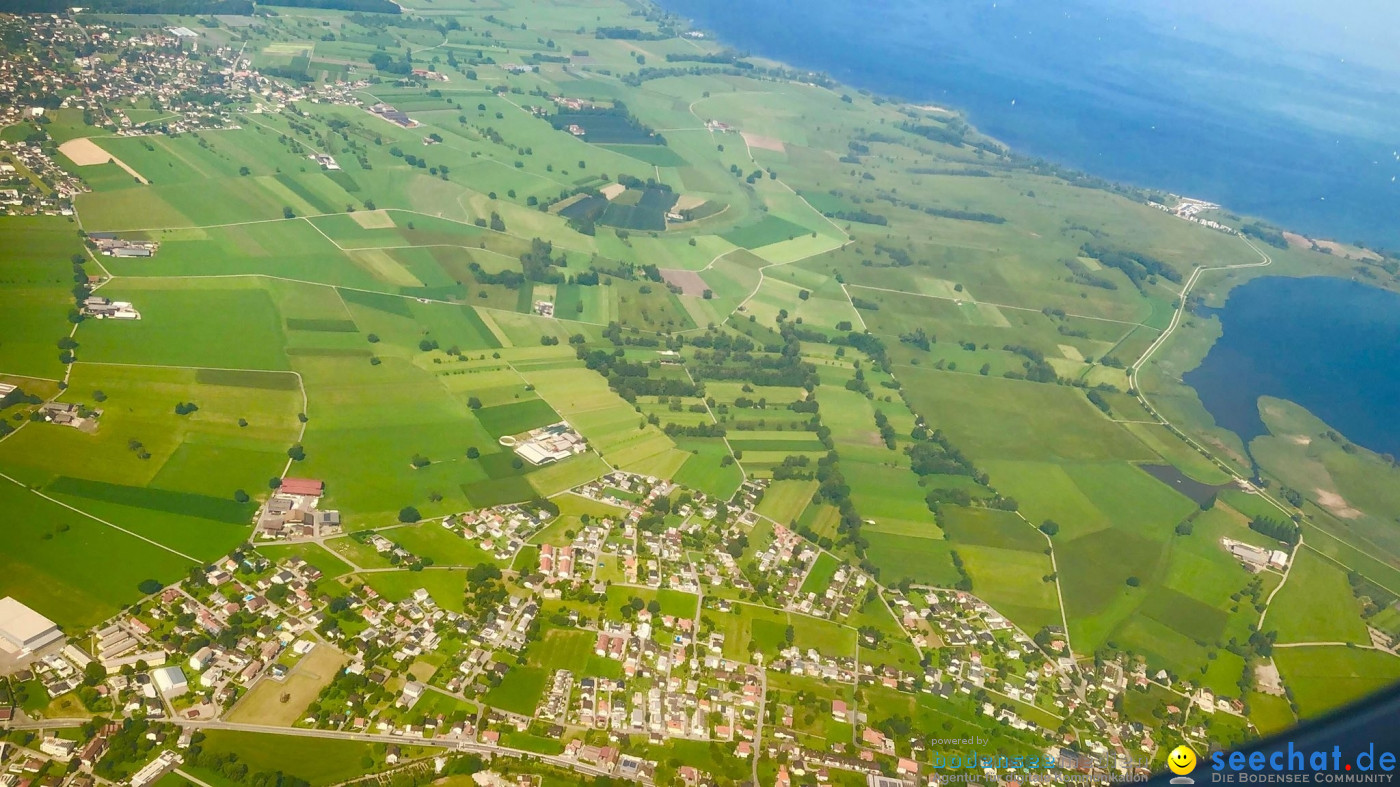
left=839, top=283, right=868, bottom=331
left=0, top=371, right=63, bottom=383
left=683, top=364, right=746, bottom=482
left=173, top=770, right=220, bottom=787
left=1014, top=510, right=1077, bottom=672
left=0, top=470, right=200, bottom=563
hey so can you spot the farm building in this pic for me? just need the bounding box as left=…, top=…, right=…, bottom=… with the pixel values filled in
left=1223, top=539, right=1288, bottom=571
left=37, top=402, right=100, bottom=431
left=507, top=421, right=586, bottom=465
left=370, top=103, right=416, bottom=128
left=90, top=234, right=157, bottom=258
left=279, top=477, right=324, bottom=497
left=0, top=597, right=63, bottom=654
left=82, top=296, right=140, bottom=319
left=256, top=479, right=339, bottom=540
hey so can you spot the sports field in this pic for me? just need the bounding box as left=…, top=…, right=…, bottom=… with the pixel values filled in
left=227, top=643, right=348, bottom=726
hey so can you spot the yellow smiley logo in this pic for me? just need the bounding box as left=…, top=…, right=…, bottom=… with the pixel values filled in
left=1168, top=745, right=1197, bottom=776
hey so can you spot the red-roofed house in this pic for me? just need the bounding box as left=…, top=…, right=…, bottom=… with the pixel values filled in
left=279, top=478, right=324, bottom=497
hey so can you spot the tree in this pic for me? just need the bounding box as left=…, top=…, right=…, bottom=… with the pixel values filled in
left=82, top=661, right=107, bottom=687
left=1039, top=520, right=1060, bottom=537
left=398, top=506, right=422, bottom=523
left=138, top=579, right=163, bottom=595
left=466, top=446, right=480, bottom=459
left=467, top=396, right=483, bottom=410
left=1126, top=576, right=1141, bottom=587
left=282, top=206, right=295, bottom=219
left=233, top=489, right=250, bottom=504
left=287, top=444, right=306, bottom=461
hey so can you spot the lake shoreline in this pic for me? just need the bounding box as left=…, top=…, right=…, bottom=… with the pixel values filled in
left=654, top=0, right=1400, bottom=250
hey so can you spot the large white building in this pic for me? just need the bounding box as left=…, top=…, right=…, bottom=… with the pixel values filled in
left=0, top=597, right=63, bottom=654
left=152, top=665, right=189, bottom=697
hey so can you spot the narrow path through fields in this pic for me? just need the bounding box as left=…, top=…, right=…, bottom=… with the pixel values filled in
left=0, top=469, right=200, bottom=563
left=846, top=282, right=1150, bottom=327
left=1123, top=236, right=1335, bottom=633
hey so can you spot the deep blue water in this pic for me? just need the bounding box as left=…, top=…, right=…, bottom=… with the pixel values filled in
left=1184, top=277, right=1400, bottom=457
left=656, top=0, right=1400, bottom=249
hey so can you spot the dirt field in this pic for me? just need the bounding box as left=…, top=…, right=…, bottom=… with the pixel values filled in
left=673, top=194, right=706, bottom=212
left=226, top=642, right=347, bottom=726
left=599, top=182, right=627, bottom=200
left=350, top=209, right=397, bottom=229
left=660, top=268, right=709, bottom=296
left=1283, top=231, right=1379, bottom=261
left=58, top=138, right=148, bottom=184
left=1315, top=488, right=1362, bottom=519
left=741, top=132, right=785, bottom=153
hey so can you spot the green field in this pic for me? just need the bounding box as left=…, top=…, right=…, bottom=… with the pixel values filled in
left=190, top=730, right=411, bottom=786
left=354, top=569, right=468, bottom=613
left=474, top=399, right=561, bottom=437
left=1267, top=548, right=1370, bottom=645
left=0, top=480, right=195, bottom=630
left=1274, top=646, right=1400, bottom=719
left=256, top=541, right=354, bottom=578
left=716, top=601, right=856, bottom=661
left=0, top=217, right=87, bottom=379
left=721, top=215, right=815, bottom=249
left=755, top=479, right=817, bottom=525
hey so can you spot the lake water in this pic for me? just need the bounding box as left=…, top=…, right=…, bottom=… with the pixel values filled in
left=1184, top=276, right=1400, bottom=458
left=656, top=0, right=1400, bottom=248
